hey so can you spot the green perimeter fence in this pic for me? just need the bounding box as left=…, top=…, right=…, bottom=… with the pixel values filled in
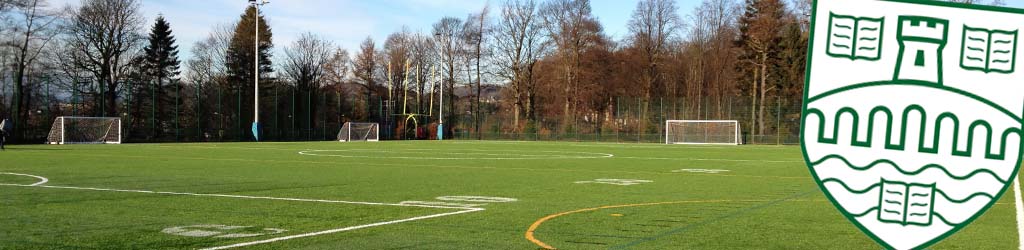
left=5, top=79, right=802, bottom=145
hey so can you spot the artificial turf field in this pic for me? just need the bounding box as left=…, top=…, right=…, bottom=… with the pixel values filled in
left=0, top=141, right=1019, bottom=249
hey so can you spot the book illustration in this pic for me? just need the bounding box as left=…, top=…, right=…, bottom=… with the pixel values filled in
left=960, top=26, right=1018, bottom=73
left=878, top=179, right=936, bottom=226
left=827, top=13, right=885, bottom=61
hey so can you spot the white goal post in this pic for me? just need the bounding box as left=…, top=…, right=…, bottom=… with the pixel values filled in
left=665, top=120, right=741, bottom=145
left=337, top=122, right=380, bottom=142
left=46, top=117, right=122, bottom=144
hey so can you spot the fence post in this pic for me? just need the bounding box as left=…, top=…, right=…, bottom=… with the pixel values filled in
left=776, top=97, right=782, bottom=145
left=197, top=82, right=201, bottom=141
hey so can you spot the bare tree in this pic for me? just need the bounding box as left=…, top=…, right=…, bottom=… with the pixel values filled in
left=282, top=32, right=333, bottom=131
left=3, top=0, right=56, bottom=141
left=463, top=5, right=489, bottom=139
left=382, top=28, right=413, bottom=116
left=492, top=0, right=548, bottom=130
left=627, top=0, right=682, bottom=134
left=408, top=33, right=434, bottom=115
left=432, top=16, right=465, bottom=129
left=540, top=0, right=601, bottom=133
left=682, top=0, right=739, bottom=119
left=186, top=23, right=232, bottom=84
left=283, top=33, right=333, bottom=90
left=322, top=47, right=349, bottom=88
left=352, top=37, right=378, bottom=120
left=64, top=0, right=144, bottom=117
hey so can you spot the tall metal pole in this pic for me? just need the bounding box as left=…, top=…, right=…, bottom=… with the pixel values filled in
left=433, top=33, right=449, bottom=141
left=251, top=0, right=267, bottom=141
left=438, top=65, right=444, bottom=141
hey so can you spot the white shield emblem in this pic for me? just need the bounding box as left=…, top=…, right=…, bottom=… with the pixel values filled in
left=802, top=1, right=1024, bottom=249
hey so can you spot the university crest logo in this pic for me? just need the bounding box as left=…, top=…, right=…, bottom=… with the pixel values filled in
left=802, top=1, right=1024, bottom=249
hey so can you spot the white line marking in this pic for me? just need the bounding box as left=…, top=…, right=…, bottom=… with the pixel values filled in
left=299, top=149, right=614, bottom=160
left=2, top=183, right=474, bottom=210
left=615, top=156, right=801, bottom=163
left=0, top=172, right=49, bottom=186
left=574, top=179, right=653, bottom=186
left=1014, top=175, right=1024, bottom=250
left=672, top=169, right=732, bottom=174
left=200, top=208, right=482, bottom=250
left=0, top=172, right=486, bottom=249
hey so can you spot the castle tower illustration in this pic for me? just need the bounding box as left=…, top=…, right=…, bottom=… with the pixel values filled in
left=894, top=16, right=949, bottom=84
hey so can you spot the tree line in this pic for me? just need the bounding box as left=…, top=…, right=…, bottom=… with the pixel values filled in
left=0, top=0, right=1006, bottom=143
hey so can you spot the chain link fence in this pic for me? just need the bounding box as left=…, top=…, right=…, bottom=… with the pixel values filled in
left=450, top=96, right=803, bottom=145
left=10, top=79, right=803, bottom=145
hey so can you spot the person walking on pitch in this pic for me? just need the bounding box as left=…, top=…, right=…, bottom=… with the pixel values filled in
left=0, top=118, right=10, bottom=151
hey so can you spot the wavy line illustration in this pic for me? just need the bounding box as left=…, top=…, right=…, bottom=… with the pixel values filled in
left=821, top=176, right=996, bottom=204
left=850, top=207, right=960, bottom=226
left=832, top=43, right=851, bottom=49
left=967, top=46, right=985, bottom=52
left=822, top=178, right=881, bottom=194
left=860, top=27, right=878, bottom=31
left=935, top=189, right=995, bottom=203
left=932, top=212, right=959, bottom=226
left=995, top=40, right=1013, bottom=44
left=994, top=50, right=1012, bottom=54
left=835, top=24, right=852, bottom=29
left=811, top=154, right=1008, bottom=183
left=968, top=36, right=986, bottom=42
left=851, top=207, right=878, bottom=217
left=834, top=34, right=851, bottom=39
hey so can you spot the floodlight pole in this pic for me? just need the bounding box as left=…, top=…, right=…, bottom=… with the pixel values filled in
left=250, top=0, right=268, bottom=141
left=433, top=32, right=451, bottom=141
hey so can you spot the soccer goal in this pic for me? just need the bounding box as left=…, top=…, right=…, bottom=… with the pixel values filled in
left=665, top=120, right=741, bottom=145
left=337, top=122, right=380, bottom=142
left=46, top=117, right=122, bottom=144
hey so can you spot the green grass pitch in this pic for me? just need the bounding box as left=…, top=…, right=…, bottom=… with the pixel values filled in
left=0, top=141, right=1018, bottom=249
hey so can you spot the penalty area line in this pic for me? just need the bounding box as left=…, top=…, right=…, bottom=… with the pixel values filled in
left=201, top=208, right=483, bottom=250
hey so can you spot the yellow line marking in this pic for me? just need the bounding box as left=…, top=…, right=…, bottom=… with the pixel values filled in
left=525, top=198, right=1019, bottom=249
left=525, top=199, right=765, bottom=249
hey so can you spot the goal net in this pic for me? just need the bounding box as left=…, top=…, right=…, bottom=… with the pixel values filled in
left=665, top=120, right=740, bottom=145
left=47, top=117, right=122, bottom=144
left=337, top=122, right=379, bottom=142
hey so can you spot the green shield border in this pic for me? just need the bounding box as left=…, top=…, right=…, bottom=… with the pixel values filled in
left=801, top=0, right=1024, bottom=249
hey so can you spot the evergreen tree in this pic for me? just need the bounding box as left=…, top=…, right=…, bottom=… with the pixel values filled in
left=224, top=6, right=273, bottom=141
left=735, top=0, right=785, bottom=135
left=142, top=15, right=181, bottom=139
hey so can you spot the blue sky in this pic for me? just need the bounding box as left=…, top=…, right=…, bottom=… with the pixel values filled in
left=44, top=0, right=671, bottom=60
left=45, top=0, right=1024, bottom=62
